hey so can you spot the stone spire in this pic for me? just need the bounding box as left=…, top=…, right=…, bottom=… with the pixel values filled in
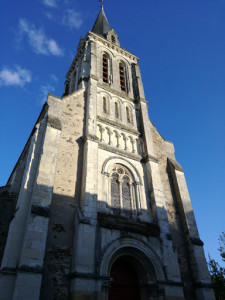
left=92, top=5, right=111, bottom=37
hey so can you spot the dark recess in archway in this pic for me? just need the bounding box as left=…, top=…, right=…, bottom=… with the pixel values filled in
left=109, top=256, right=141, bottom=300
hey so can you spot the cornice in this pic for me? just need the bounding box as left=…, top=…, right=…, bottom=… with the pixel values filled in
left=98, top=143, right=142, bottom=162
left=97, top=116, right=140, bottom=136
left=141, top=154, right=159, bottom=164
left=97, top=82, right=134, bottom=103
left=88, top=31, right=139, bottom=63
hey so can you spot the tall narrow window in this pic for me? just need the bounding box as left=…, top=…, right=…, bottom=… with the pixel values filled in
left=109, top=165, right=135, bottom=215
left=103, top=97, right=107, bottom=113
left=103, top=54, right=109, bottom=83
left=126, top=107, right=131, bottom=123
left=115, top=102, right=119, bottom=118
left=122, top=175, right=131, bottom=211
left=119, top=62, right=126, bottom=92
left=111, top=173, right=120, bottom=210
left=111, top=35, right=116, bottom=43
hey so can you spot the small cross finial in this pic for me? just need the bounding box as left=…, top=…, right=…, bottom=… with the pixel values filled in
left=99, top=0, right=103, bottom=8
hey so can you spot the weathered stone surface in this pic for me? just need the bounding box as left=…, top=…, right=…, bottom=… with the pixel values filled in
left=0, top=7, right=215, bottom=300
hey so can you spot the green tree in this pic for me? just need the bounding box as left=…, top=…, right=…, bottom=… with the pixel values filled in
left=219, top=233, right=225, bottom=263
left=208, top=232, right=225, bottom=300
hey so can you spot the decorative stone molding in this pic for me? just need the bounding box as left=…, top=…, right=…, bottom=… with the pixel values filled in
left=76, top=207, right=91, bottom=225
left=88, top=31, right=139, bottom=63
left=157, top=280, right=183, bottom=287
left=99, top=238, right=165, bottom=281
left=194, top=282, right=214, bottom=289
left=0, top=267, right=17, bottom=275
left=90, top=74, right=98, bottom=81
left=98, top=213, right=160, bottom=237
left=99, top=143, right=142, bottom=162
left=189, top=236, right=204, bottom=246
left=47, top=115, right=62, bottom=131
left=31, top=204, right=50, bottom=218
left=167, top=157, right=184, bottom=172
left=18, top=265, right=43, bottom=274
left=101, top=156, right=142, bottom=184
left=101, top=279, right=112, bottom=293
left=142, top=154, right=159, bottom=164
left=98, top=82, right=135, bottom=103
left=97, top=116, right=139, bottom=135
left=1, top=265, right=43, bottom=275
left=70, top=271, right=110, bottom=280
left=83, top=134, right=99, bottom=143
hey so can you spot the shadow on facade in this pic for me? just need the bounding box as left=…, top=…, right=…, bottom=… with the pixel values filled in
left=0, top=174, right=205, bottom=300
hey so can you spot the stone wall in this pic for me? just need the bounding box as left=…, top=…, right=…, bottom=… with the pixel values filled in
left=40, top=89, right=86, bottom=300
left=0, top=187, right=17, bottom=266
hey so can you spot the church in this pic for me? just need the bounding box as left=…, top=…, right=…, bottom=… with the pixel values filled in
left=0, top=4, right=215, bottom=300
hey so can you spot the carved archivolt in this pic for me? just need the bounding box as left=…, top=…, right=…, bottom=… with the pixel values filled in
left=99, top=238, right=165, bottom=281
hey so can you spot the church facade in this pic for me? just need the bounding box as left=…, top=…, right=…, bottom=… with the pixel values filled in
left=0, top=6, right=215, bottom=300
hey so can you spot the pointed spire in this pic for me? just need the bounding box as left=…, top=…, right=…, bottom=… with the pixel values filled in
left=92, top=5, right=111, bottom=37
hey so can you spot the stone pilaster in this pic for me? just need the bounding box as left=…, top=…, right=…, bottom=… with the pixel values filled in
left=168, top=159, right=216, bottom=300
left=0, top=113, right=48, bottom=300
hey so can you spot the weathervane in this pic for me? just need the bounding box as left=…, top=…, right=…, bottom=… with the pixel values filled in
left=99, top=0, right=103, bottom=7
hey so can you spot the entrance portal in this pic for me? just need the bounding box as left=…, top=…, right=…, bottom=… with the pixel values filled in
left=109, top=256, right=141, bottom=300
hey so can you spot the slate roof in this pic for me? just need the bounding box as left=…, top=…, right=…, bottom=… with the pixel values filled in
left=92, top=6, right=111, bottom=37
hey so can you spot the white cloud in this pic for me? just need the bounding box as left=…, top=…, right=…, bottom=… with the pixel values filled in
left=45, top=12, right=54, bottom=20
left=18, top=19, right=64, bottom=56
left=50, top=74, right=58, bottom=82
left=62, top=9, right=83, bottom=29
left=48, top=39, right=63, bottom=56
left=40, top=84, right=55, bottom=104
left=0, top=66, right=31, bottom=87
left=43, top=0, right=57, bottom=8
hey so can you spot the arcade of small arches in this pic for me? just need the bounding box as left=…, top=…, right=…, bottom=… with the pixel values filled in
left=102, top=95, right=133, bottom=124
left=97, top=124, right=143, bottom=155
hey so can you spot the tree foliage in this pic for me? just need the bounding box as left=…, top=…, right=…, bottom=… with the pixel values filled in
left=208, top=232, right=225, bottom=300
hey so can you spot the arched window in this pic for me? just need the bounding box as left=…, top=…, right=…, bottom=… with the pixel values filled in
left=115, top=102, right=119, bottom=118
left=126, top=107, right=131, bottom=123
left=111, top=172, right=120, bottom=210
left=103, top=53, right=109, bottom=83
left=111, top=35, right=116, bottom=43
left=103, top=97, right=107, bottom=113
left=119, top=62, right=126, bottom=92
left=122, top=175, right=132, bottom=211
left=109, top=165, right=134, bottom=214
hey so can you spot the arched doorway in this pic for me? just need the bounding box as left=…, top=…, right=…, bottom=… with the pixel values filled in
left=109, top=256, right=141, bottom=300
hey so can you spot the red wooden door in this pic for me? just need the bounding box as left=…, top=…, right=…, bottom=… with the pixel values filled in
left=109, top=257, right=141, bottom=300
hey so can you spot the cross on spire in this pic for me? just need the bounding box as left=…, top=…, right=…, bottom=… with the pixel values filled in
left=99, top=0, right=103, bottom=8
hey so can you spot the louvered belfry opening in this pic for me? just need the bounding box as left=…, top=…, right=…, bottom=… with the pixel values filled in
left=111, top=35, right=116, bottom=43
left=103, top=54, right=109, bottom=83
left=119, top=62, right=126, bottom=92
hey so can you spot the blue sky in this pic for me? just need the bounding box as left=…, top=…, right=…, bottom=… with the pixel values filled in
left=0, top=0, right=224, bottom=265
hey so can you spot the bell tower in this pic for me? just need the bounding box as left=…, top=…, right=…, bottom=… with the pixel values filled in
left=0, top=4, right=215, bottom=300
